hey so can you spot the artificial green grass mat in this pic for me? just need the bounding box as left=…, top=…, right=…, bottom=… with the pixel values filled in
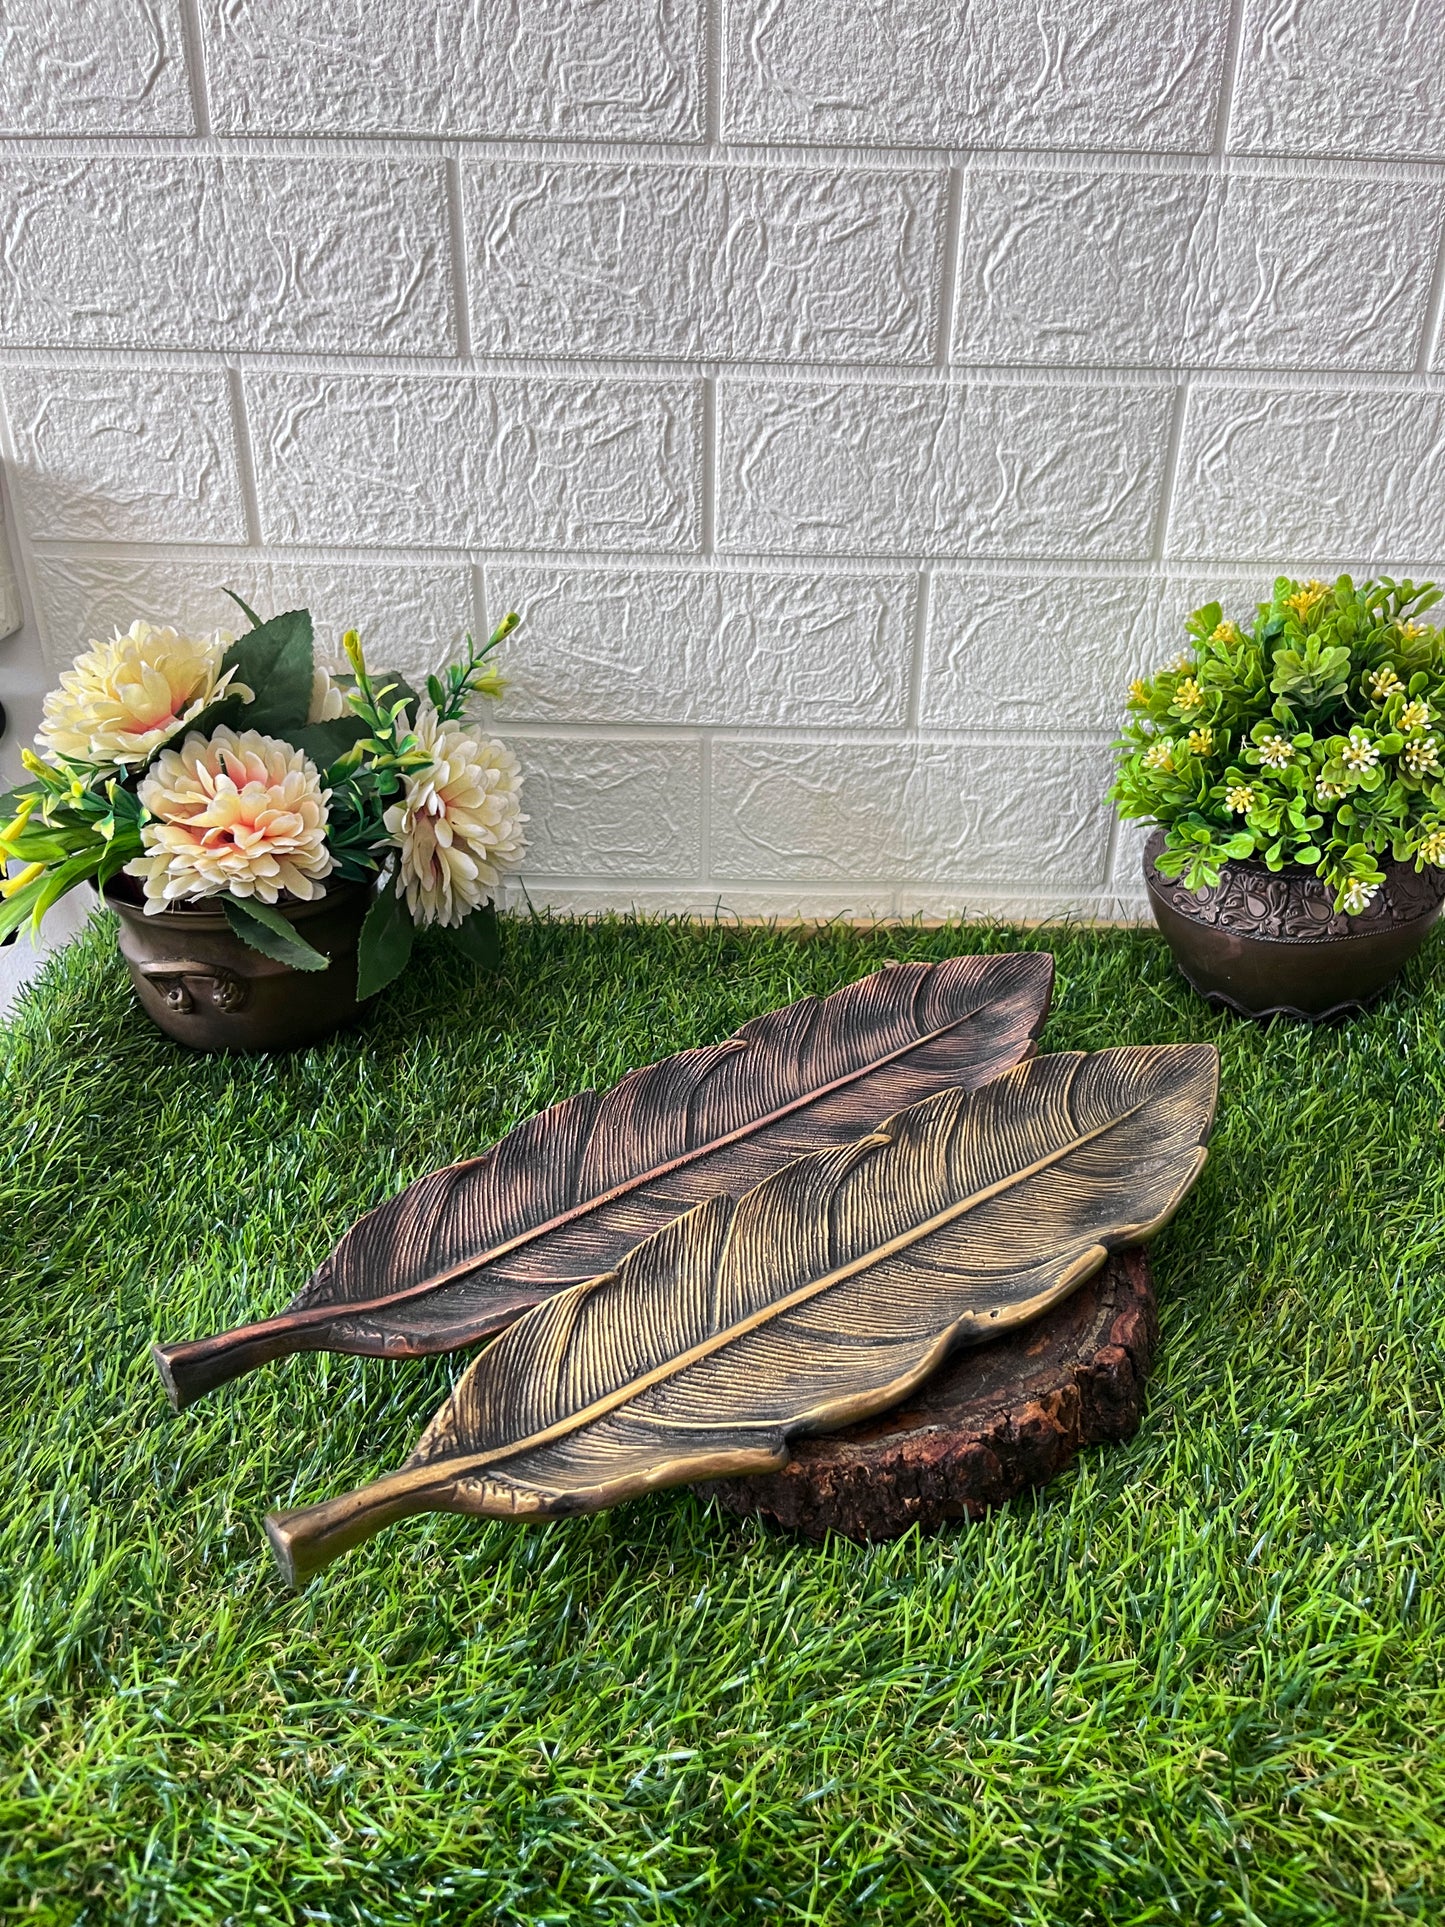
left=2, top=912, right=1443, bottom=1926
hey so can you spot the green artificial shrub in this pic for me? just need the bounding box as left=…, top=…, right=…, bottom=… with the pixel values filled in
left=1111, top=575, right=1445, bottom=912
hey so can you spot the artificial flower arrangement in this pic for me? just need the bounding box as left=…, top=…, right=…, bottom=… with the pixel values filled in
left=0, top=596, right=526, bottom=998
left=1111, top=575, right=1445, bottom=914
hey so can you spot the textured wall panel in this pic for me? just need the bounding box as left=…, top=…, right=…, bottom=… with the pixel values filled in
left=492, top=565, right=914, bottom=726
left=957, top=170, right=1441, bottom=372
left=8, top=0, right=1442, bottom=926
left=922, top=573, right=1156, bottom=732
left=1171, top=387, right=1445, bottom=560
left=1, top=158, right=453, bottom=356
left=516, top=737, right=703, bottom=878
left=0, top=0, right=192, bottom=133
left=28, top=550, right=473, bottom=680
left=723, top=0, right=1229, bottom=152
left=1202, top=175, right=1442, bottom=371
left=710, top=739, right=1114, bottom=884
left=467, top=160, right=946, bottom=364
left=717, top=379, right=1173, bottom=558
left=0, top=500, right=22, bottom=640
left=956, top=169, right=1209, bottom=368
left=203, top=0, right=705, bottom=140
left=1231, top=0, right=1445, bottom=161
left=2, top=368, right=246, bottom=544
left=1108, top=814, right=1156, bottom=904
left=247, top=374, right=703, bottom=552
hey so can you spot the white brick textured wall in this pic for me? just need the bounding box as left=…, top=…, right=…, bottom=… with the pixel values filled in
left=3, top=0, right=1445, bottom=924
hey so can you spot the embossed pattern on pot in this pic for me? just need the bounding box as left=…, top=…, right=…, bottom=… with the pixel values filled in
left=1143, top=830, right=1445, bottom=1021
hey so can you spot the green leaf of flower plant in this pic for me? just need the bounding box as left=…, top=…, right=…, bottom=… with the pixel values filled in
left=3, top=827, right=72, bottom=863
left=222, top=587, right=265, bottom=630
left=289, top=717, right=371, bottom=770
left=219, top=609, right=316, bottom=736
left=446, top=902, right=500, bottom=972
left=0, top=871, right=49, bottom=946
left=355, top=875, right=414, bottom=1001
left=27, top=850, right=104, bottom=931
left=222, top=896, right=330, bottom=972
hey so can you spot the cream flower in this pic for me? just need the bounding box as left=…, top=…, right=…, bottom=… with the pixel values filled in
left=1185, top=726, right=1214, bottom=756
left=383, top=706, right=526, bottom=928
left=1417, top=829, right=1445, bottom=867
left=1173, top=677, right=1204, bottom=713
left=1256, top=733, right=1294, bottom=768
left=125, top=727, right=332, bottom=912
left=1399, top=699, right=1432, bottom=733
left=307, top=666, right=348, bottom=724
left=1402, top=737, right=1441, bottom=777
left=38, top=621, right=246, bottom=768
left=1225, top=784, right=1255, bottom=813
left=1316, top=778, right=1347, bottom=803
left=1142, top=740, right=1175, bottom=773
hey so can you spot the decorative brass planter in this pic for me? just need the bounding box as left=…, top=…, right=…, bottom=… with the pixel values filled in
left=104, top=877, right=371, bottom=1052
left=1143, top=828, right=1445, bottom=1022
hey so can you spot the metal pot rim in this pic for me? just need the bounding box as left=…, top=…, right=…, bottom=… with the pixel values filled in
left=1142, top=867, right=1442, bottom=945
left=1141, top=825, right=1445, bottom=949
left=102, top=876, right=369, bottom=930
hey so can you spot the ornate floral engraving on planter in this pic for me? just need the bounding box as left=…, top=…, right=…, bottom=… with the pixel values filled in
left=1143, top=828, right=1445, bottom=1020
left=1145, top=830, right=1445, bottom=942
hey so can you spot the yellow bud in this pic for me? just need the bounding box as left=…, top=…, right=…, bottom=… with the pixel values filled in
left=0, top=797, right=37, bottom=854
left=0, top=860, right=45, bottom=900
left=342, top=628, right=367, bottom=677
left=1284, top=579, right=1329, bottom=621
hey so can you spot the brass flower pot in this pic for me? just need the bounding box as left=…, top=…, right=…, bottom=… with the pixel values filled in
left=1143, top=828, right=1445, bottom=1022
left=103, top=877, right=372, bottom=1052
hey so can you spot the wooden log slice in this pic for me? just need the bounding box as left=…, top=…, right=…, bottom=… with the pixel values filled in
left=698, top=1247, right=1157, bottom=1543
